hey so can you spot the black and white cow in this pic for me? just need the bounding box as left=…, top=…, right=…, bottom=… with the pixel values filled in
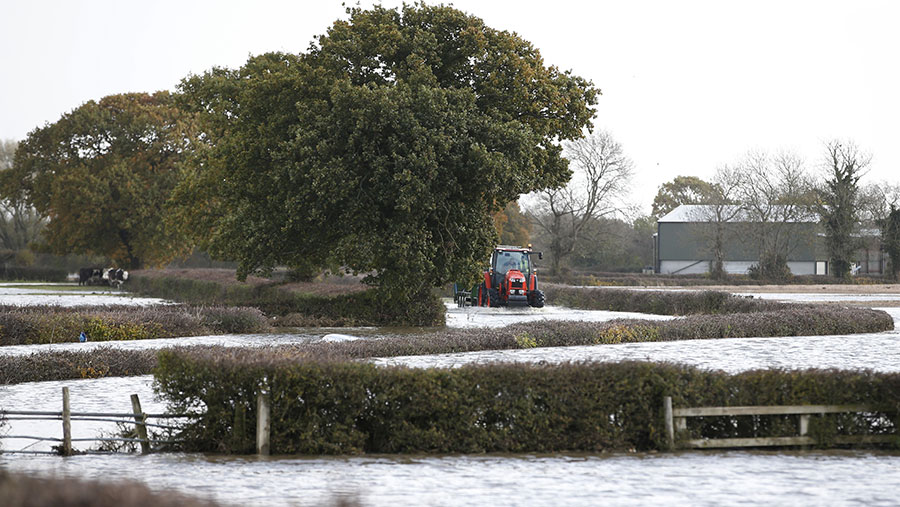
left=78, top=267, right=103, bottom=286
left=105, top=268, right=129, bottom=288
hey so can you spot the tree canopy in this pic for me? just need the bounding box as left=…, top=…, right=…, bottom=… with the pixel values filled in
left=0, top=92, right=195, bottom=268
left=174, top=4, right=598, bottom=300
left=819, top=140, right=869, bottom=278
left=651, top=175, right=717, bottom=218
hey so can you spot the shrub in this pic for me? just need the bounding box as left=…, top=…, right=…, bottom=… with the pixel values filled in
left=0, top=348, right=157, bottom=384
left=0, top=266, right=69, bottom=282
left=154, top=351, right=900, bottom=454
left=0, top=305, right=272, bottom=346
left=128, top=275, right=445, bottom=327
left=542, top=284, right=787, bottom=315
left=198, top=307, right=270, bottom=334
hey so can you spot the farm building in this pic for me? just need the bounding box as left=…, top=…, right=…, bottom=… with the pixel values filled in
left=653, top=204, right=884, bottom=276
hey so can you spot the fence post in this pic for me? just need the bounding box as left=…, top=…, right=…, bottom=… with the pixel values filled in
left=61, top=387, right=72, bottom=456
left=664, top=396, right=675, bottom=450
left=257, top=390, right=271, bottom=456
left=799, top=414, right=810, bottom=437
left=131, top=394, right=151, bottom=454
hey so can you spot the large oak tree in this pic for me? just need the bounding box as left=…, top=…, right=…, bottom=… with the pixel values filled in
left=174, top=4, right=598, bottom=311
left=1, top=92, right=195, bottom=269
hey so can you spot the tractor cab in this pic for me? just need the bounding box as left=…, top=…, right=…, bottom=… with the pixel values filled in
left=456, top=245, right=545, bottom=308
left=492, top=249, right=532, bottom=280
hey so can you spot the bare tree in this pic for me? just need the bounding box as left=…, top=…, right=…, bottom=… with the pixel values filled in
left=857, top=181, right=900, bottom=228
left=529, top=131, right=634, bottom=274
left=688, top=165, right=743, bottom=279
left=734, top=150, right=814, bottom=279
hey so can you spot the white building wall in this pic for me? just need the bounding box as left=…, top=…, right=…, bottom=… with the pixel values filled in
left=786, top=261, right=816, bottom=276
left=660, top=259, right=818, bottom=275
left=659, top=260, right=710, bottom=275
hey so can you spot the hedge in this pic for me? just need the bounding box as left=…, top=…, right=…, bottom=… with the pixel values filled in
left=0, top=305, right=270, bottom=346
left=542, top=284, right=790, bottom=315
left=0, top=266, right=69, bottom=282
left=127, top=275, right=445, bottom=327
left=224, top=305, right=894, bottom=361
left=0, top=348, right=157, bottom=384
left=154, top=351, right=900, bottom=454
left=2, top=304, right=891, bottom=385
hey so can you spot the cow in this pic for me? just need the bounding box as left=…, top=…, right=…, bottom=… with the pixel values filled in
left=106, top=268, right=129, bottom=289
left=78, top=267, right=103, bottom=286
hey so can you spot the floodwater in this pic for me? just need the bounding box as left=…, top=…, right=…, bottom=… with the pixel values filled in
left=2, top=287, right=900, bottom=505
left=444, top=302, right=673, bottom=328
left=2, top=449, right=899, bottom=507
left=375, top=307, right=900, bottom=372
left=0, top=283, right=170, bottom=307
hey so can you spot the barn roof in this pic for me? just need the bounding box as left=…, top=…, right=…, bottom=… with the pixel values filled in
left=658, top=204, right=818, bottom=223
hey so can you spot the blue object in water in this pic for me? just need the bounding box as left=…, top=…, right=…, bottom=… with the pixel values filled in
left=79, top=331, right=87, bottom=343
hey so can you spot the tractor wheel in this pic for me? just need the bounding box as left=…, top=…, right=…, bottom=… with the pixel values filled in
left=529, top=290, right=545, bottom=308
left=488, top=288, right=502, bottom=307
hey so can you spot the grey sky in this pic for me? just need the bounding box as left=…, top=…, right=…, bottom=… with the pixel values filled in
left=2, top=0, right=897, bottom=212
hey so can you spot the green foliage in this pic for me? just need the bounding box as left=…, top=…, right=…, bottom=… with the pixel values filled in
left=883, top=206, right=900, bottom=280
left=819, top=141, right=866, bottom=279
left=127, top=274, right=445, bottom=326
left=748, top=252, right=793, bottom=282
left=154, top=352, right=900, bottom=454
left=1, top=93, right=197, bottom=269
left=514, top=331, right=539, bottom=348
left=173, top=4, right=597, bottom=306
left=651, top=175, right=717, bottom=219
left=0, top=266, right=68, bottom=282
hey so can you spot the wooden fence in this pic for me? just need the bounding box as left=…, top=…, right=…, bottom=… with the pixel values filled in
left=663, top=396, right=897, bottom=450
left=0, top=387, right=196, bottom=456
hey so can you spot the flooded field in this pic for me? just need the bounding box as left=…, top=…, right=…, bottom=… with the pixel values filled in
left=2, top=285, right=899, bottom=505
left=0, top=283, right=170, bottom=307
left=2, top=449, right=899, bottom=506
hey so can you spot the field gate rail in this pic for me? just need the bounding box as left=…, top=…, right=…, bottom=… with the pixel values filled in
left=0, top=387, right=198, bottom=455
left=663, top=396, right=897, bottom=450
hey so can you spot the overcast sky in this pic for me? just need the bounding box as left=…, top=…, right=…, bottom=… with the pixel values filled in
left=2, top=0, right=898, bottom=213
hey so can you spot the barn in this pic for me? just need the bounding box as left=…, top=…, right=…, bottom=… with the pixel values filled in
left=653, top=204, right=883, bottom=276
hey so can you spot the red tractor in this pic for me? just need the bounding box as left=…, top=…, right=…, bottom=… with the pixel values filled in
left=458, top=245, right=545, bottom=308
